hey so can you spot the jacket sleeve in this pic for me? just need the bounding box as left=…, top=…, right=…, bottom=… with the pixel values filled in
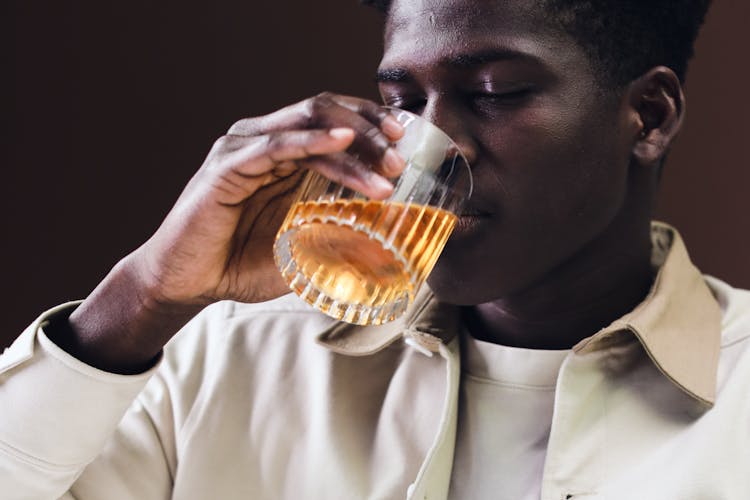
left=64, top=373, right=177, bottom=500
left=0, top=303, right=164, bottom=499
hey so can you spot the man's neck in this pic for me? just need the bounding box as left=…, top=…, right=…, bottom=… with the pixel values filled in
left=462, top=228, right=655, bottom=350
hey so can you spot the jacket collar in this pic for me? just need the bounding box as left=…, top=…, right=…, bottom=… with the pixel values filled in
left=317, top=222, right=722, bottom=406
left=316, top=285, right=459, bottom=357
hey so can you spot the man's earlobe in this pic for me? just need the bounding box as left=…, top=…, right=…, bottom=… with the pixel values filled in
left=628, top=66, right=685, bottom=168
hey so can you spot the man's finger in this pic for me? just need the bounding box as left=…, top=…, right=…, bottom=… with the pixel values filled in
left=299, top=153, right=394, bottom=200
left=329, top=94, right=405, bottom=141
left=215, top=128, right=357, bottom=177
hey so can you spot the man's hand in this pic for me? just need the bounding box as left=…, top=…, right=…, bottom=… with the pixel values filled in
left=135, top=93, right=405, bottom=306
left=50, top=94, right=405, bottom=373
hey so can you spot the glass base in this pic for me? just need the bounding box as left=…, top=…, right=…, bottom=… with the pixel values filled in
left=274, top=221, right=412, bottom=326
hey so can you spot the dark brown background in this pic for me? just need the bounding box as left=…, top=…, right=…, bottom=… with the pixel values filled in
left=4, top=1, right=748, bottom=348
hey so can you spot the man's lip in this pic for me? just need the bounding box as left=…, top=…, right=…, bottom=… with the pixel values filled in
left=457, top=203, right=492, bottom=218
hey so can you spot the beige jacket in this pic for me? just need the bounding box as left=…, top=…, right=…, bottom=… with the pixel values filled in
left=1, top=223, right=750, bottom=499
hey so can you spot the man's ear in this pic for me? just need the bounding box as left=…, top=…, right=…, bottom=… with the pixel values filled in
left=627, top=66, right=685, bottom=168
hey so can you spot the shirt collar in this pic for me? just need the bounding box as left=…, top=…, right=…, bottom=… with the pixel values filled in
left=317, top=222, right=722, bottom=406
left=573, top=222, right=722, bottom=406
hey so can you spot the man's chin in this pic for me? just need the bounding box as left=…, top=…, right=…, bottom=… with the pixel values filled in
left=426, top=266, right=505, bottom=306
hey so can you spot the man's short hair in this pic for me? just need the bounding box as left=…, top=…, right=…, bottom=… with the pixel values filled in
left=363, top=0, right=712, bottom=88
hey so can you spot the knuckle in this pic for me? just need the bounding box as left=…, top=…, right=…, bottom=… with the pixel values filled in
left=261, top=132, right=282, bottom=152
left=363, top=126, right=389, bottom=150
left=315, top=91, right=334, bottom=101
left=362, top=99, right=382, bottom=116
left=211, top=135, right=230, bottom=152
left=249, top=134, right=272, bottom=154
left=300, top=97, right=317, bottom=128
left=302, top=93, right=336, bottom=125
left=351, top=98, right=386, bottom=123
left=375, top=107, right=390, bottom=123
left=300, top=99, right=316, bottom=127
left=342, top=154, right=366, bottom=173
left=226, top=117, right=257, bottom=135
left=363, top=126, right=382, bottom=140
left=208, top=135, right=267, bottom=170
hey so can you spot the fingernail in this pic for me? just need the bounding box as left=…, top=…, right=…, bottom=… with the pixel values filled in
left=382, top=115, right=404, bottom=137
left=383, top=148, right=405, bottom=175
left=329, top=127, right=355, bottom=140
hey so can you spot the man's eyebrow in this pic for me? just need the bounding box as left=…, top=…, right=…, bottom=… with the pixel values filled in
left=375, top=49, right=539, bottom=83
left=374, top=68, right=411, bottom=83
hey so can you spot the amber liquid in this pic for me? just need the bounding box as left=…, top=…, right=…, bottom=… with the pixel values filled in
left=274, top=199, right=457, bottom=325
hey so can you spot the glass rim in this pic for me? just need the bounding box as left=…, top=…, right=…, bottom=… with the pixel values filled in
left=384, top=106, right=473, bottom=200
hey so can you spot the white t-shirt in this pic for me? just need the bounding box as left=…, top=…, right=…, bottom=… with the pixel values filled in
left=448, top=333, right=570, bottom=499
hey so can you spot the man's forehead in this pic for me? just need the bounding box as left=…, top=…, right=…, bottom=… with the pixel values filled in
left=386, top=0, right=546, bottom=38
left=382, top=0, right=561, bottom=70
left=388, top=0, right=478, bottom=27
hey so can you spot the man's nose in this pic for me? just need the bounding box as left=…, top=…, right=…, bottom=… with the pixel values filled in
left=420, top=98, right=478, bottom=166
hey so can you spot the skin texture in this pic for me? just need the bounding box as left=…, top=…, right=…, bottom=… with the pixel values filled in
left=47, top=0, right=686, bottom=371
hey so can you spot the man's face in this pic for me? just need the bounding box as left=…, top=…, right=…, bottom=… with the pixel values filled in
left=378, top=0, right=637, bottom=304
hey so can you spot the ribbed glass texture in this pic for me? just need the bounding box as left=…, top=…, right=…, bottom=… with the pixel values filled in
left=273, top=109, right=471, bottom=325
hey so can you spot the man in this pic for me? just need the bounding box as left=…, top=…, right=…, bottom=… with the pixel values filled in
left=2, top=0, right=748, bottom=498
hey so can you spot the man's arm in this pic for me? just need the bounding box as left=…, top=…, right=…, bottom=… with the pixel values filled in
left=0, top=94, right=405, bottom=498
left=45, top=94, right=404, bottom=375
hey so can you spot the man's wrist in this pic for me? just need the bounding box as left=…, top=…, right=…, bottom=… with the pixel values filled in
left=48, top=257, right=204, bottom=375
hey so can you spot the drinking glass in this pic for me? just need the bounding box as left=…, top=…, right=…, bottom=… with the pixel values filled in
left=273, top=108, right=472, bottom=325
